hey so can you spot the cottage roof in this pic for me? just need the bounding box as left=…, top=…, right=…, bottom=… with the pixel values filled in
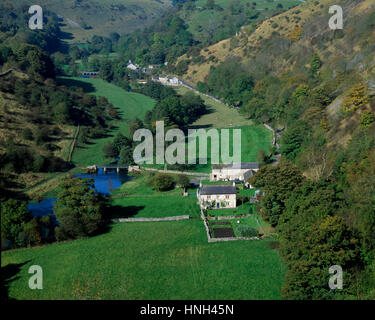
left=200, top=185, right=237, bottom=195
left=212, top=162, right=259, bottom=170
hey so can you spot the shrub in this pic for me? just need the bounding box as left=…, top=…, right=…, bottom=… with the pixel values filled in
left=359, top=111, right=375, bottom=128
left=152, top=173, right=175, bottom=191
left=22, top=128, right=33, bottom=141
left=342, top=84, right=369, bottom=112
left=289, top=27, right=303, bottom=42
left=54, top=177, right=109, bottom=240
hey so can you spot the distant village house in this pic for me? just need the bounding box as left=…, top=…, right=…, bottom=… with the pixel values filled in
left=126, top=60, right=140, bottom=71
left=153, top=75, right=181, bottom=87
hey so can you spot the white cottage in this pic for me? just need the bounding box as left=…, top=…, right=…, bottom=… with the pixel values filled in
left=197, top=183, right=237, bottom=209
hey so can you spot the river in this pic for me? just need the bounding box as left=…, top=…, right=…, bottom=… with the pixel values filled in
left=27, top=169, right=132, bottom=218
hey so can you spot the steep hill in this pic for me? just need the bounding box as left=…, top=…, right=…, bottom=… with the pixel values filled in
left=180, top=0, right=375, bottom=85
left=10, top=0, right=173, bottom=42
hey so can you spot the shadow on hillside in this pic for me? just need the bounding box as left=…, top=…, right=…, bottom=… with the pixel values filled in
left=110, top=205, right=145, bottom=219
left=1, top=261, right=31, bottom=300
left=57, top=78, right=96, bottom=93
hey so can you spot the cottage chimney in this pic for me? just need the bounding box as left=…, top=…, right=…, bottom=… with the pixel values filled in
left=199, top=181, right=203, bottom=188
left=233, top=182, right=236, bottom=187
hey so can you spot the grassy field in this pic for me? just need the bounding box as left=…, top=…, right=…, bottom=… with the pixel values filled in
left=178, top=87, right=254, bottom=128
left=2, top=219, right=285, bottom=300
left=142, top=124, right=272, bottom=173
left=110, top=172, right=200, bottom=219
left=57, top=77, right=156, bottom=166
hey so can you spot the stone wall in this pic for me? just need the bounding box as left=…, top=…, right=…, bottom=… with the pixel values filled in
left=113, top=215, right=190, bottom=223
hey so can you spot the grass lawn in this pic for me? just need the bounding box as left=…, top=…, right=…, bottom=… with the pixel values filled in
left=111, top=173, right=201, bottom=219
left=142, top=125, right=272, bottom=173
left=207, top=202, right=254, bottom=217
left=57, top=77, right=156, bottom=166
left=1, top=219, right=285, bottom=300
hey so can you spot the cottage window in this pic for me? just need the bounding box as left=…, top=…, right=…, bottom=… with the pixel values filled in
left=207, top=195, right=211, bottom=199
left=225, top=195, right=229, bottom=199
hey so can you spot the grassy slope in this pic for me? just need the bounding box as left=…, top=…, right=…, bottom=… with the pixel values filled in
left=0, top=72, right=76, bottom=194
left=13, top=0, right=172, bottom=42
left=184, top=0, right=300, bottom=43
left=57, top=77, right=155, bottom=166
left=1, top=220, right=285, bottom=300
left=178, top=87, right=254, bottom=128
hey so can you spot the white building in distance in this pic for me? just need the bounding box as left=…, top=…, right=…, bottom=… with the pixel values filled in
left=210, top=162, right=259, bottom=183
left=155, top=75, right=181, bottom=87
left=126, top=60, right=139, bottom=71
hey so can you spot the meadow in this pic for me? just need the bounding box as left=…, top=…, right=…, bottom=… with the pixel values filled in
left=2, top=219, right=285, bottom=300
left=57, top=77, right=156, bottom=166
left=111, top=173, right=201, bottom=219
left=177, top=87, right=254, bottom=128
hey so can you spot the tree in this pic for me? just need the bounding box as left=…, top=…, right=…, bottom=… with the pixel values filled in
left=249, top=162, right=305, bottom=226
left=118, top=145, right=134, bottom=165
left=54, top=177, right=109, bottom=240
left=129, top=118, right=144, bottom=137
left=256, top=149, right=268, bottom=166
left=152, top=173, right=175, bottom=191
left=99, top=61, right=114, bottom=82
left=309, top=53, right=322, bottom=78
left=175, top=175, right=190, bottom=190
left=280, top=121, right=310, bottom=161
left=112, top=132, right=130, bottom=157
left=281, top=216, right=361, bottom=300
left=359, top=111, right=375, bottom=128
left=102, top=143, right=116, bottom=159
left=1, top=199, right=31, bottom=249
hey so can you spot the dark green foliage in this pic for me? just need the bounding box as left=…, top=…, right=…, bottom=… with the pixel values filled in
left=118, top=145, right=134, bottom=165
left=54, top=177, right=109, bottom=240
left=280, top=121, right=310, bottom=160
left=102, top=143, right=116, bottom=159
left=146, top=90, right=206, bottom=128
left=250, top=162, right=305, bottom=226
left=151, top=173, right=175, bottom=191
left=198, top=58, right=254, bottom=106
left=175, top=174, right=190, bottom=189
left=308, top=53, right=322, bottom=78
left=139, top=81, right=176, bottom=101
left=1, top=199, right=31, bottom=249
left=1, top=199, right=54, bottom=250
